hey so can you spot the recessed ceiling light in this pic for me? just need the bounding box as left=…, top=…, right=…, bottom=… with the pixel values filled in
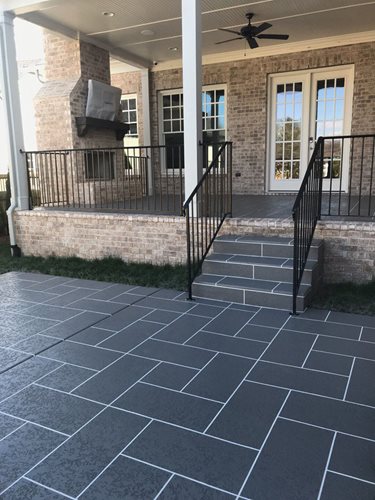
left=141, top=29, right=154, bottom=36
left=168, top=47, right=178, bottom=52
left=102, top=11, right=115, bottom=17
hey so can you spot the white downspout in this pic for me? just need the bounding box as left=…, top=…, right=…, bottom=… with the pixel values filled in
left=0, top=11, right=28, bottom=256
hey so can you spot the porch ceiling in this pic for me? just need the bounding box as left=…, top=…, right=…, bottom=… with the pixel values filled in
left=6, top=0, right=375, bottom=68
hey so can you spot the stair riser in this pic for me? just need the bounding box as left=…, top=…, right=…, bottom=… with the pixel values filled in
left=213, top=241, right=321, bottom=260
left=202, top=261, right=254, bottom=278
left=192, top=283, right=308, bottom=312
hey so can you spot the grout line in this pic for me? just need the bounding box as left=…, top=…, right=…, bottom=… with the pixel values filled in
left=140, top=379, right=223, bottom=405
left=0, top=362, right=64, bottom=405
left=326, top=469, right=375, bottom=487
left=324, top=311, right=331, bottom=322
left=236, top=390, right=292, bottom=499
left=121, top=454, right=239, bottom=499
left=343, top=357, right=356, bottom=400
left=202, top=313, right=292, bottom=435
left=0, top=421, right=27, bottom=443
left=244, top=378, right=375, bottom=411
left=0, top=357, right=161, bottom=497
left=150, top=336, right=259, bottom=363
left=75, top=420, right=155, bottom=498
left=20, top=477, right=75, bottom=499
left=178, top=352, right=219, bottom=392
left=279, top=416, right=375, bottom=444
left=359, top=326, right=364, bottom=341
left=153, top=474, right=175, bottom=500
left=301, top=335, right=319, bottom=368
left=0, top=409, right=70, bottom=437
left=109, top=403, right=259, bottom=452
left=182, top=303, right=234, bottom=346
left=317, top=432, right=337, bottom=500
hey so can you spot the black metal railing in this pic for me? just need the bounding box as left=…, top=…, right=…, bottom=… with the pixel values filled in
left=24, top=145, right=185, bottom=215
left=292, top=137, right=324, bottom=315
left=320, top=134, right=375, bottom=217
left=184, top=142, right=232, bottom=299
left=292, top=133, right=375, bottom=313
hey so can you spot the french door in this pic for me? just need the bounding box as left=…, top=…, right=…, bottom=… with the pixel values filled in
left=269, top=66, right=354, bottom=191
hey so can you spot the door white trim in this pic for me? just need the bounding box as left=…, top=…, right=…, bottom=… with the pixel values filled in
left=267, top=65, right=354, bottom=192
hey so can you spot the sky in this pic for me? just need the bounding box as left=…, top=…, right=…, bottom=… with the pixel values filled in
left=0, top=18, right=44, bottom=173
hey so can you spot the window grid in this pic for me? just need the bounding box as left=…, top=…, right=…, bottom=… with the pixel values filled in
left=315, top=78, right=345, bottom=179
left=121, top=96, right=138, bottom=136
left=274, top=82, right=303, bottom=181
left=161, top=89, right=226, bottom=134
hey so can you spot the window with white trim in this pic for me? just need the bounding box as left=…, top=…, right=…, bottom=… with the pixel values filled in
left=121, top=94, right=138, bottom=136
left=160, top=86, right=226, bottom=169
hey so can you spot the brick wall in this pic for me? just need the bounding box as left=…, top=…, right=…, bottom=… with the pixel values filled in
left=14, top=210, right=187, bottom=265
left=14, top=210, right=375, bottom=284
left=112, top=42, right=375, bottom=195
left=35, top=31, right=116, bottom=151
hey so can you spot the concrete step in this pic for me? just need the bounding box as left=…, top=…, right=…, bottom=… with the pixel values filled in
left=213, top=234, right=323, bottom=260
left=192, top=234, right=324, bottom=312
left=192, top=274, right=310, bottom=312
left=202, top=253, right=319, bottom=284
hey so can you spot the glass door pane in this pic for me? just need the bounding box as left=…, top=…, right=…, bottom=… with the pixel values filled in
left=314, top=77, right=346, bottom=180
left=274, top=82, right=303, bottom=181
left=269, top=73, right=309, bottom=191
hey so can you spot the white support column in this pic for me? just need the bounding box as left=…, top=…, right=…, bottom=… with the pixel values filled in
left=0, top=11, right=28, bottom=211
left=182, top=0, right=202, bottom=202
left=141, top=68, right=153, bottom=194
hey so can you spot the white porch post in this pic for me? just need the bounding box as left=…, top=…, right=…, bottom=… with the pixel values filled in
left=0, top=11, right=28, bottom=211
left=181, top=0, right=202, bottom=203
left=141, top=68, right=153, bottom=194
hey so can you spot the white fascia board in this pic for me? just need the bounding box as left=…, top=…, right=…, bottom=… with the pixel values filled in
left=152, top=30, right=375, bottom=72
left=0, top=0, right=58, bottom=15
left=17, top=9, right=150, bottom=69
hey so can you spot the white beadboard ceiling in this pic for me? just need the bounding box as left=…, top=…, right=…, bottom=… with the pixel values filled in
left=9, top=0, right=375, bottom=68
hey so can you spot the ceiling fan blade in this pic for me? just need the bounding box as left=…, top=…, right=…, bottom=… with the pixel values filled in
left=257, top=33, right=289, bottom=40
left=215, top=37, right=243, bottom=45
left=254, top=22, right=272, bottom=34
left=218, top=28, right=242, bottom=36
left=248, top=37, right=259, bottom=49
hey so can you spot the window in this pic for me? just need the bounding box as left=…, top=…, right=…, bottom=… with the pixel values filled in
left=84, top=151, right=115, bottom=180
left=121, top=95, right=138, bottom=136
left=160, top=86, right=226, bottom=169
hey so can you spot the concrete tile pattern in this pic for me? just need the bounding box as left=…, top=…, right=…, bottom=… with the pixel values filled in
left=0, top=273, right=374, bottom=499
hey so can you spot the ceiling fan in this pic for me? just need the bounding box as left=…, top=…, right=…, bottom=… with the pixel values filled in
left=216, top=13, right=289, bottom=49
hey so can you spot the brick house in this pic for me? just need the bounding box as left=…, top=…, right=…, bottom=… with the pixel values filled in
left=1, top=0, right=375, bottom=311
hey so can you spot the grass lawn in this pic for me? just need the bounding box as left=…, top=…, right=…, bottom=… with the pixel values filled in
left=0, top=238, right=187, bottom=291
left=1, top=237, right=374, bottom=315
left=312, top=281, right=375, bottom=316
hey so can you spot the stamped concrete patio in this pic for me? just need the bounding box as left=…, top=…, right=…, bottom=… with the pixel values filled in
left=0, top=271, right=375, bottom=499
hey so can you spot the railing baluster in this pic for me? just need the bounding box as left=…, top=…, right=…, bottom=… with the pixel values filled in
left=183, top=142, right=232, bottom=297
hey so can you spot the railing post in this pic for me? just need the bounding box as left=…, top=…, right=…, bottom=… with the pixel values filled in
left=292, top=207, right=298, bottom=316
left=229, top=142, right=233, bottom=217
left=185, top=205, right=193, bottom=300
left=317, top=138, right=324, bottom=220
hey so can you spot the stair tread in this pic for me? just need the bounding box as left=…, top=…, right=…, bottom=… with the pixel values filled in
left=195, top=274, right=310, bottom=297
left=206, top=253, right=317, bottom=269
left=216, top=234, right=323, bottom=247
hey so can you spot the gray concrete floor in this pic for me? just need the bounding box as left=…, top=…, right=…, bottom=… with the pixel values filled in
left=0, top=272, right=375, bottom=499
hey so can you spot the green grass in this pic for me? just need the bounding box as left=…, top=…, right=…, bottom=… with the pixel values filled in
left=312, top=281, right=375, bottom=316
left=0, top=240, right=187, bottom=291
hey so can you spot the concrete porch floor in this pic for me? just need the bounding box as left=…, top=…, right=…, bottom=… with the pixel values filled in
left=43, top=193, right=375, bottom=220
left=0, top=272, right=375, bottom=499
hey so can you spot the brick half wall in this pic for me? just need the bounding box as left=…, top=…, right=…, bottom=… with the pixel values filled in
left=13, top=211, right=375, bottom=284
left=14, top=211, right=187, bottom=265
